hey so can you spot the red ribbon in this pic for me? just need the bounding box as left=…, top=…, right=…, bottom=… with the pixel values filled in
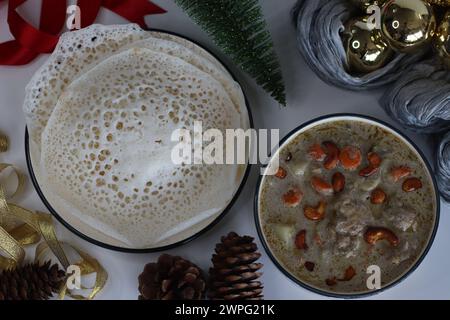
left=0, top=0, right=166, bottom=65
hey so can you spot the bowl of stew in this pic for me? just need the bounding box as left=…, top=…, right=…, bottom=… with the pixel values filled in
left=254, top=114, right=440, bottom=298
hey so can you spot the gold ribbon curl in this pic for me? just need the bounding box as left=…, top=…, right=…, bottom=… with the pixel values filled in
left=0, top=132, right=107, bottom=299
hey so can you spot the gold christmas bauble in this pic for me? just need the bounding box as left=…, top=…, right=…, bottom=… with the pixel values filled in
left=433, top=11, right=450, bottom=67
left=381, top=0, right=436, bottom=53
left=424, top=0, right=450, bottom=6
left=342, top=16, right=394, bottom=73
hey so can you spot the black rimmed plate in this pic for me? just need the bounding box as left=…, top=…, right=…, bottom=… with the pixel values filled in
left=25, top=29, right=253, bottom=253
left=254, top=113, right=440, bottom=298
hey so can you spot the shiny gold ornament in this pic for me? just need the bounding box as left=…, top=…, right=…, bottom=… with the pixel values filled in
left=342, top=16, right=394, bottom=73
left=381, top=0, right=436, bottom=53
left=424, top=0, right=450, bottom=6
left=433, top=11, right=450, bottom=67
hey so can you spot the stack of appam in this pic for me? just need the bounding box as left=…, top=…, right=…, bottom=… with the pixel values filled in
left=23, top=24, right=250, bottom=249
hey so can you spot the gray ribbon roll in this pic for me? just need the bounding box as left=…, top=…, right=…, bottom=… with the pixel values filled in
left=380, top=58, right=450, bottom=201
left=437, top=132, right=450, bottom=202
left=293, top=0, right=424, bottom=90
left=381, top=59, right=450, bottom=133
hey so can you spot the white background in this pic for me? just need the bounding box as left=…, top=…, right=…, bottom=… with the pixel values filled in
left=0, top=0, right=449, bottom=300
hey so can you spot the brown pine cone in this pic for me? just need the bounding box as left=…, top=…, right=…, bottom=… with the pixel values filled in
left=138, top=254, right=206, bottom=300
left=209, top=232, right=264, bottom=300
left=0, top=261, right=66, bottom=300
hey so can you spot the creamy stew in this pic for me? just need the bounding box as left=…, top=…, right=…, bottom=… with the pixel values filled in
left=258, top=119, right=436, bottom=294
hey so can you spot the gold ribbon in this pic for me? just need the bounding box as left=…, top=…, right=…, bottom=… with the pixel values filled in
left=0, top=131, right=107, bottom=299
left=0, top=163, right=29, bottom=269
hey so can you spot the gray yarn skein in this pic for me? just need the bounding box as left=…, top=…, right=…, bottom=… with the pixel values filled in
left=437, top=132, right=450, bottom=202
left=381, top=59, right=450, bottom=201
left=381, top=59, right=450, bottom=133
left=293, top=0, right=424, bottom=90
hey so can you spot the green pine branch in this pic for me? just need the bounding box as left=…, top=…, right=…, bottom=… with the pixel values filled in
left=174, top=0, right=286, bottom=106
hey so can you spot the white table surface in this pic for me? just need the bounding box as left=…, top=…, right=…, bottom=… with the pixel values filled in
left=0, top=0, right=449, bottom=300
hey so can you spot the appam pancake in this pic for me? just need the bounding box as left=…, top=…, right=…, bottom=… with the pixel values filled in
left=24, top=25, right=250, bottom=249
left=40, top=47, right=247, bottom=248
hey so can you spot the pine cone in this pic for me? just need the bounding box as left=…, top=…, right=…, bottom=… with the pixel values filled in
left=209, top=232, right=264, bottom=300
left=0, top=261, right=66, bottom=300
left=138, top=254, right=206, bottom=300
